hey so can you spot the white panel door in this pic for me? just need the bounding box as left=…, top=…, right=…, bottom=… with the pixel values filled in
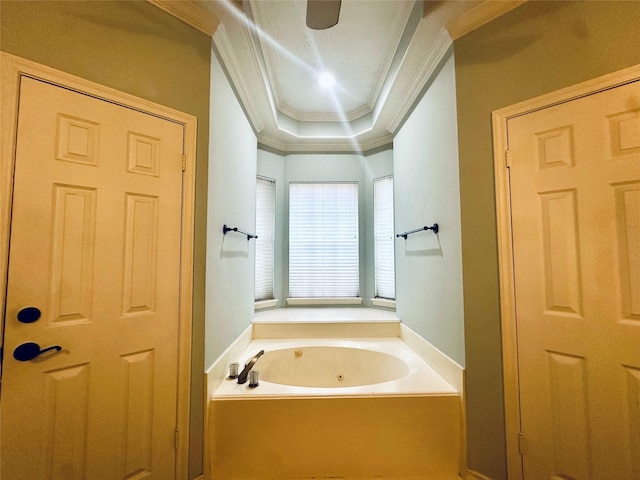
left=508, top=79, right=640, bottom=479
left=1, top=77, right=184, bottom=479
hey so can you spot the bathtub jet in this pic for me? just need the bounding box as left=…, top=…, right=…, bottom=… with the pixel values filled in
left=236, top=349, right=264, bottom=384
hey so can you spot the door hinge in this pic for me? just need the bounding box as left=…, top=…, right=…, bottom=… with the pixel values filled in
left=175, top=428, right=179, bottom=451
left=181, top=154, right=187, bottom=172
left=505, top=149, right=512, bottom=168
left=518, top=432, right=526, bottom=455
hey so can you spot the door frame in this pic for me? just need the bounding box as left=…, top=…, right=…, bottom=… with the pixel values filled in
left=491, top=63, right=640, bottom=480
left=0, top=52, right=197, bottom=479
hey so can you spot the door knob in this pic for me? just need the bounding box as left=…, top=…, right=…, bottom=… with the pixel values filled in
left=13, top=342, right=62, bottom=361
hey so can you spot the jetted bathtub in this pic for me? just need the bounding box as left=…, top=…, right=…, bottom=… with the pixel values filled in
left=208, top=338, right=462, bottom=479
left=212, top=338, right=457, bottom=397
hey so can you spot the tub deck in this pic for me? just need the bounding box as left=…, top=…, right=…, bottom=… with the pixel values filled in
left=211, top=338, right=457, bottom=399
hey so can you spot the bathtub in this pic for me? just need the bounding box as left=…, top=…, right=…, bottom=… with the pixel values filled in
left=208, top=338, right=462, bottom=479
left=211, top=338, right=457, bottom=398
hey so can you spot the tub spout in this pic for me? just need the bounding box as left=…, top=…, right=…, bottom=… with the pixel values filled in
left=237, top=350, right=264, bottom=384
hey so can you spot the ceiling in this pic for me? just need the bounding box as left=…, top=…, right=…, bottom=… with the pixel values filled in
left=150, top=0, right=525, bottom=152
left=250, top=0, right=415, bottom=123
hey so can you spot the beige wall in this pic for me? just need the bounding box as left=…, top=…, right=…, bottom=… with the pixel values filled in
left=454, top=1, right=640, bottom=478
left=0, top=2, right=211, bottom=477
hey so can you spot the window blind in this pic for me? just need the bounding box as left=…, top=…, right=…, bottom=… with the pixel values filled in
left=374, top=176, right=395, bottom=299
left=289, top=182, right=359, bottom=298
left=255, top=176, right=275, bottom=301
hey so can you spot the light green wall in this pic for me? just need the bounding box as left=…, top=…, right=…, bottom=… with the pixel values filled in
left=205, top=48, right=257, bottom=364
left=394, top=52, right=465, bottom=366
left=454, top=2, right=640, bottom=478
left=0, top=2, right=210, bottom=477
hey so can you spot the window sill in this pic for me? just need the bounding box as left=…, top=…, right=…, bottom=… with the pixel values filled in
left=286, top=297, right=364, bottom=306
left=371, top=298, right=396, bottom=309
left=255, top=299, right=278, bottom=310
left=252, top=307, right=400, bottom=338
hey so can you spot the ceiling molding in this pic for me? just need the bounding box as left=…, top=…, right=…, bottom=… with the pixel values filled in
left=386, top=27, right=452, bottom=133
left=214, top=24, right=266, bottom=133
left=258, top=131, right=394, bottom=155
left=241, top=15, right=278, bottom=127
left=446, top=0, right=527, bottom=40
left=147, top=0, right=220, bottom=36
left=249, top=1, right=286, bottom=120
left=365, top=1, right=415, bottom=122
left=278, top=102, right=373, bottom=124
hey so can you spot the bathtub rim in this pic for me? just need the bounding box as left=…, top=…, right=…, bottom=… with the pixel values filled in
left=211, top=337, right=458, bottom=400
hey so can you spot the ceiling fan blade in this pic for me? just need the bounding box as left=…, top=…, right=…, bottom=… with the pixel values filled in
left=306, top=0, right=342, bottom=30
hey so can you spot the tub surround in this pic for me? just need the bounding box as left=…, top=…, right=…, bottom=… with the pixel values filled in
left=253, top=307, right=463, bottom=392
left=400, top=322, right=464, bottom=393
left=206, top=308, right=463, bottom=398
left=208, top=395, right=461, bottom=480
left=252, top=307, right=402, bottom=340
left=253, top=307, right=400, bottom=323
left=206, top=308, right=465, bottom=479
left=252, top=321, right=400, bottom=339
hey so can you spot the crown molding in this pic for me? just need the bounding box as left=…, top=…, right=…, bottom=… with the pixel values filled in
left=278, top=102, right=373, bottom=123
left=241, top=14, right=278, bottom=129
left=147, top=0, right=220, bottom=36
left=249, top=0, right=285, bottom=120
left=214, top=23, right=266, bottom=134
left=446, top=0, right=527, bottom=40
left=365, top=1, right=415, bottom=123
left=251, top=0, right=413, bottom=126
left=150, top=0, right=522, bottom=151
left=257, top=131, right=394, bottom=154
left=386, top=26, right=452, bottom=133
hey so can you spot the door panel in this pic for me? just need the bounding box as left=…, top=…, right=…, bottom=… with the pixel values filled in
left=1, top=77, right=184, bottom=479
left=616, top=182, right=640, bottom=322
left=508, top=80, right=640, bottom=479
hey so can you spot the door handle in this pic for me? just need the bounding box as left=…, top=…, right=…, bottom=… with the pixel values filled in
left=13, top=342, right=62, bottom=361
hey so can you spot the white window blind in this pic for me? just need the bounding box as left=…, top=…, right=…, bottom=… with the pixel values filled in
left=374, top=176, right=395, bottom=299
left=255, top=176, right=275, bottom=301
left=289, top=182, right=359, bottom=298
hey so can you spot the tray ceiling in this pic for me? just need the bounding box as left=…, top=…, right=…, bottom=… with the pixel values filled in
left=150, top=0, right=525, bottom=152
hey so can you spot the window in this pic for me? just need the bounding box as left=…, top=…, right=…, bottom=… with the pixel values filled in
left=255, top=176, right=275, bottom=301
left=374, top=176, right=395, bottom=299
left=289, top=182, right=359, bottom=298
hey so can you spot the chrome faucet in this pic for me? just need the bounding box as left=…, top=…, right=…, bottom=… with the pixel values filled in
left=237, top=350, right=264, bottom=384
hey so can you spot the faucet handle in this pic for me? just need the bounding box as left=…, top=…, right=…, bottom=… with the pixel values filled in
left=229, top=362, right=239, bottom=379
left=249, top=370, right=259, bottom=388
